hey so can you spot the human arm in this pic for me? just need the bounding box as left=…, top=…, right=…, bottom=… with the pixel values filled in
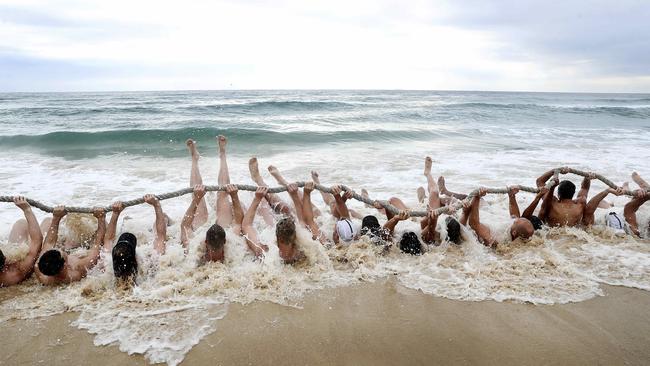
left=74, top=207, right=106, bottom=271
left=578, top=173, right=596, bottom=200
left=468, top=189, right=495, bottom=246
left=331, top=185, right=351, bottom=220
left=624, top=190, right=650, bottom=237
left=286, top=183, right=305, bottom=225
left=43, top=205, right=66, bottom=252
left=302, top=182, right=322, bottom=240
left=522, top=187, right=548, bottom=219
left=536, top=168, right=563, bottom=188
left=242, top=187, right=269, bottom=257
left=227, top=184, right=244, bottom=234
left=14, top=197, right=44, bottom=272
left=421, top=210, right=440, bottom=243
left=144, top=194, right=166, bottom=255
left=104, top=201, right=124, bottom=250
left=383, top=210, right=409, bottom=237
left=585, top=187, right=622, bottom=216
left=507, top=186, right=521, bottom=218
left=538, top=179, right=558, bottom=221
left=181, top=185, right=206, bottom=249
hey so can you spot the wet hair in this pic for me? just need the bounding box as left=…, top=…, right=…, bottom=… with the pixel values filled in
left=399, top=231, right=422, bottom=255
left=205, top=224, right=226, bottom=251
left=529, top=215, right=543, bottom=231
left=276, top=217, right=297, bottom=246
left=112, top=233, right=137, bottom=279
left=445, top=217, right=462, bottom=244
left=557, top=180, right=576, bottom=200
left=361, top=215, right=381, bottom=237
left=38, top=249, right=65, bottom=276
left=0, top=250, right=5, bottom=271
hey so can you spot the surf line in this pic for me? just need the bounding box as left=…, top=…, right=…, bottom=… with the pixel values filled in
left=0, top=168, right=645, bottom=217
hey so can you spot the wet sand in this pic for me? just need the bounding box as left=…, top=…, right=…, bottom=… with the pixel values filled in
left=2, top=280, right=650, bottom=366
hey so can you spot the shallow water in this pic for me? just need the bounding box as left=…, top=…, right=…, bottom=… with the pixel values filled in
left=0, top=90, right=649, bottom=365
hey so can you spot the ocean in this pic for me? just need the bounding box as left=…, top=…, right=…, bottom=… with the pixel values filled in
left=1, top=90, right=649, bottom=365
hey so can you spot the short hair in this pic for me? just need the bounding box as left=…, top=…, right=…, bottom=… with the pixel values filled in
left=557, top=180, right=576, bottom=200
left=361, top=215, right=381, bottom=236
left=446, top=217, right=462, bottom=244
left=529, top=215, right=543, bottom=231
left=276, top=217, right=296, bottom=246
left=399, top=231, right=422, bottom=255
left=0, top=250, right=5, bottom=271
left=512, top=218, right=535, bottom=240
left=205, top=224, right=226, bottom=250
left=38, top=249, right=65, bottom=276
left=112, top=233, right=138, bottom=279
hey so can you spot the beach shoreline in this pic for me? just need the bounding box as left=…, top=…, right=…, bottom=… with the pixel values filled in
left=2, top=280, right=649, bottom=366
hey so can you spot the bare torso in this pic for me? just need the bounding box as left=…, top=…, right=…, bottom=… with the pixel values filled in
left=547, top=199, right=586, bottom=227
left=0, top=265, right=32, bottom=286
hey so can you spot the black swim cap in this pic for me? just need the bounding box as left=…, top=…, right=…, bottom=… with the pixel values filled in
left=529, top=215, right=544, bottom=231
left=399, top=231, right=422, bottom=255
left=0, top=250, right=5, bottom=271
left=361, top=215, right=381, bottom=236
left=113, top=232, right=137, bottom=279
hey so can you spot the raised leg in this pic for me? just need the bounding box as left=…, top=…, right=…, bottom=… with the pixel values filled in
left=632, top=172, right=649, bottom=190
left=417, top=187, right=426, bottom=204
left=312, top=170, right=335, bottom=207
left=8, top=219, right=28, bottom=243
left=248, top=157, right=287, bottom=215
left=216, top=136, right=233, bottom=227
left=187, top=139, right=208, bottom=229
left=438, top=176, right=468, bottom=200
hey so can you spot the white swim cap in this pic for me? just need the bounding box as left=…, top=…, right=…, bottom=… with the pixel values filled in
left=336, top=218, right=356, bottom=242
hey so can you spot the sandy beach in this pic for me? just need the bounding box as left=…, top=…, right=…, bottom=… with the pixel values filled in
left=2, top=279, right=649, bottom=366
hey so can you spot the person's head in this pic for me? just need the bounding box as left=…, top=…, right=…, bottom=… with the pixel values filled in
left=529, top=215, right=543, bottom=231
left=361, top=215, right=381, bottom=237
left=37, top=249, right=66, bottom=276
left=112, top=233, right=137, bottom=280
left=0, top=250, right=5, bottom=271
left=445, top=217, right=462, bottom=244
left=276, top=217, right=297, bottom=246
left=557, top=180, right=576, bottom=200
left=399, top=231, right=422, bottom=255
left=205, top=224, right=226, bottom=251
left=510, top=218, right=535, bottom=240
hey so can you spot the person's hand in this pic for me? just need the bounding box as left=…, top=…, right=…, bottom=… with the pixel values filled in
left=111, top=201, right=125, bottom=213
left=560, top=166, right=570, bottom=174
left=330, top=185, right=342, bottom=196
left=396, top=210, right=410, bottom=221
left=428, top=209, right=439, bottom=221
left=634, top=189, right=647, bottom=199
left=193, top=184, right=207, bottom=200
left=462, top=200, right=472, bottom=210
left=478, top=188, right=488, bottom=197
left=225, top=184, right=237, bottom=197
left=287, top=183, right=298, bottom=194
left=343, top=190, right=354, bottom=201
left=144, top=194, right=159, bottom=206
left=255, top=186, right=268, bottom=199
left=537, top=186, right=549, bottom=196
left=13, top=196, right=30, bottom=211
left=586, top=172, right=597, bottom=180
left=93, top=207, right=106, bottom=219
left=609, top=187, right=624, bottom=196
left=508, top=186, right=520, bottom=196
left=52, top=205, right=67, bottom=219
left=304, top=181, right=315, bottom=193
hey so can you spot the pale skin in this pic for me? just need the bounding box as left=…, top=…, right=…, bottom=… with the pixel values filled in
left=537, top=167, right=594, bottom=227
left=104, top=201, right=124, bottom=252
left=186, top=139, right=209, bottom=230
left=35, top=206, right=106, bottom=285
left=216, top=135, right=234, bottom=228
left=624, top=172, right=650, bottom=236
left=144, top=194, right=166, bottom=255
left=248, top=156, right=289, bottom=223
left=241, top=186, right=271, bottom=258
left=0, top=197, right=44, bottom=287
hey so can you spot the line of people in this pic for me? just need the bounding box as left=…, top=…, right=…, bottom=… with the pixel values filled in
left=1, top=138, right=649, bottom=288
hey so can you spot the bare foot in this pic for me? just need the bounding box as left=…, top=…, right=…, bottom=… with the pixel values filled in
left=268, top=165, right=288, bottom=186
left=217, top=135, right=227, bottom=155
left=311, top=170, right=321, bottom=183
left=249, top=157, right=263, bottom=184
left=361, top=188, right=371, bottom=207
left=621, top=181, right=630, bottom=191
left=417, top=187, right=426, bottom=203
left=424, top=156, right=432, bottom=176
left=632, top=172, right=649, bottom=189
left=437, top=176, right=448, bottom=195
left=186, top=139, right=200, bottom=160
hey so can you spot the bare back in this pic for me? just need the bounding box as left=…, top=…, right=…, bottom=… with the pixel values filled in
left=547, top=198, right=586, bottom=227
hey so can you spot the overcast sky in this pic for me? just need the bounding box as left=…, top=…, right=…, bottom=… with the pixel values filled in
left=1, top=0, right=649, bottom=92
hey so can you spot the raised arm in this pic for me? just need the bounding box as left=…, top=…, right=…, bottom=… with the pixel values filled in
left=538, top=179, right=558, bottom=221
left=286, top=183, right=305, bottom=225
left=507, top=186, right=521, bottom=218
left=43, top=206, right=66, bottom=252
left=578, top=173, right=596, bottom=200
left=522, top=187, right=548, bottom=219
left=383, top=210, right=409, bottom=237
left=302, top=182, right=323, bottom=240
left=624, top=190, right=650, bottom=237
left=536, top=169, right=559, bottom=188
left=181, top=185, right=206, bottom=249
left=421, top=210, right=440, bottom=243
left=227, top=184, right=244, bottom=232
left=74, top=208, right=106, bottom=272
left=242, top=187, right=269, bottom=257
left=331, top=185, right=352, bottom=220
left=104, top=201, right=124, bottom=250
left=13, top=197, right=44, bottom=272
left=144, top=194, right=166, bottom=255
left=468, top=189, right=494, bottom=246
left=585, top=187, right=622, bottom=216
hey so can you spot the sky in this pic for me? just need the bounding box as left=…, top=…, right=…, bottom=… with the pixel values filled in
left=0, top=0, right=649, bottom=93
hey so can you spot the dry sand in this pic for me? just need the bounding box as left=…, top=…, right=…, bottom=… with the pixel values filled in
left=2, top=279, right=650, bottom=366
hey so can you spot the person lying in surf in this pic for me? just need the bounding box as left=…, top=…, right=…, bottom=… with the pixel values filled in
left=181, top=184, right=246, bottom=262
left=420, top=156, right=463, bottom=245
left=623, top=172, right=650, bottom=237
left=35, top=205, right=106, bottom=285
left=579, top=185, right=625, bottom=226
left=0, top=197, right=44, bottom=287
left=466, top=188, right=534, bottom=248
left=536, top=168, right=596, bottom=227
